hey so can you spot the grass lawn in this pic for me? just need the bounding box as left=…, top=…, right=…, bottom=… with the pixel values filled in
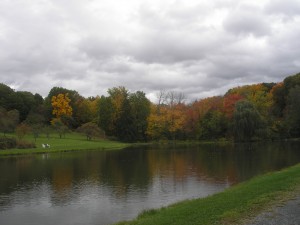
left=116, top=163, right=300, bottom=225
left=0, top=132, right=130, bottom=156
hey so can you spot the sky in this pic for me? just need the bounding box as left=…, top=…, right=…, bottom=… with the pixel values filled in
left=1, top=0, right=300, bottom=102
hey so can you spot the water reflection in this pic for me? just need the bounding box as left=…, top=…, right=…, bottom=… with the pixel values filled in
left=0, top=141, right=300, bottom=225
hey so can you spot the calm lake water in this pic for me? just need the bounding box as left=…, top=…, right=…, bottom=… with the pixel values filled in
left=0, top=141, right=300, bottom=225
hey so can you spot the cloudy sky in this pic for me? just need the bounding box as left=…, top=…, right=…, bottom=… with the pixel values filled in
left=1, top=0, right=300, bottom=102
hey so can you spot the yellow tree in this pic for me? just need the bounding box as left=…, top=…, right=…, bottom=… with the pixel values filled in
left=147, top=104, right=167, bottom=140
left=147, top=103, right=186, bottom=140
left=166, top=103, right=186, bottom=140
left=51, top=93, right=73, bottom=118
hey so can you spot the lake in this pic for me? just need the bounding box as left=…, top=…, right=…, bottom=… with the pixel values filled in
left=0, top=141, right=300, bottom=225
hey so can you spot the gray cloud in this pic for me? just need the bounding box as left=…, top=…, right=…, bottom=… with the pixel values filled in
left=223, top=6, right=271, bottom=37
left=265, top=0, right=300, bottom=17
left=0, top=0, right=299, bottom=102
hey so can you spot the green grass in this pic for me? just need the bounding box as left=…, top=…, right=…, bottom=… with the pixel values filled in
left=116, top=163, right=300, bottom=225
left=0, top=132, right=130, bottom=156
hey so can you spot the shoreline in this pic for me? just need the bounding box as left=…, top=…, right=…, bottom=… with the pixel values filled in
left=115, top=163, right=300, bottom=225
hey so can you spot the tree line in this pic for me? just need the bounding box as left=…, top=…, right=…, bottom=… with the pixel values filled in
left=1, top=72, right=300, bottom=143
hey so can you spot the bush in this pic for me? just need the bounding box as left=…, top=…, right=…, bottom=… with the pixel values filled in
left=0, top=137, right=17, bottom=149
left=16, top=140, right=36, bottom=149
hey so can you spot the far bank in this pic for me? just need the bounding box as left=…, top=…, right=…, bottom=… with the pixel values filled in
left=0, top=132, right=130, bottom=156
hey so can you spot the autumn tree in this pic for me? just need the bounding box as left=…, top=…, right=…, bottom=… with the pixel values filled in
left=87, top=96, right=100, bottom=122
left=147, top=104, right=169, bottom=140
left=147, top=91, right=186, bottom=140
left=184, top=96, right=224, bottom=139
left=45, top=87, right=81, bottom=127
left=223, top=93, right=244, bottom=119
left=51, top=93, right=73, bottom=119
left=226, top=83, right=274, bottom=118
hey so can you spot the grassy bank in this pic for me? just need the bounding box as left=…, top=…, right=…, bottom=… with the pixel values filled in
left=116, top=163, right=300, bottom=225
left=0, top=132, right=130, bottom=156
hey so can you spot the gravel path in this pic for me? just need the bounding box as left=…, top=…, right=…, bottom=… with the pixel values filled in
left=245, top=195, right=300, bottom=225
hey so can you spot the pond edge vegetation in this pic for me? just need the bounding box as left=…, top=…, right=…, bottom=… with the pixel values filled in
left=115, top=163, right=300, bottom=225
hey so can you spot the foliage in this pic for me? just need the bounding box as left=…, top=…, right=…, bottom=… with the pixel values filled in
left=184, top=96, right=224, bottom=139
left=0, top=137, right=17, bottom=149
left=2, top=72, right=300, bottom=142
left=115, top=97, right=135, bottom=142
left=98, top=95, right=114, bottom=135
left=99, top=87, right=151, bottom=142
left=129, top=91, right=151, bottom=141
left=77, top=122, right=105, bottom=140
left=285, top=85, right=300, bottom=137
left=16, top=140, right=36, bottom=149
left=0, top=84, right=44, bottom=122
left=233, top=100, right=264, bottom=142
left=223, top=93, right=244, bottom=119
left=198, top=110, right=227, bottom=140
left=0, top=107, right=19, bottom=135
left=51, top=118, right=69, bottom=138
left=227, top=83, right=273, bottom=118
left=147, top=102, right=186, bottom=141
left=15, top=123, right=31, bottom=140
left=51, top=93, right=73, bottom=118
left=0, top=83, right=15, bottom=110
left=74, top=98, right=94, bottom=124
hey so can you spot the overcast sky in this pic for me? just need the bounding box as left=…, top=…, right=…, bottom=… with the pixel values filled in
left=1, top=0, right=300, bottom=102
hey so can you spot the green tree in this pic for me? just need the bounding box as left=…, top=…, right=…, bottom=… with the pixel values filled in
left=115, top=97, right=135, bottom=142
left=285, top=86, right=300, bottom=137
left=105, top=86, right=134, bottom=141
left=129, top=91, right=151, bottom=141
left=74, top=98, right=94, bottom=125
left=233, top=100, right=264, bottom=142
left=0, top=83, right=15, bottom=110
left=0, top=108, right=19, bottom=136
left=198, top=110, right=227, bottom=140
left=12, top=91, right=36, bottom=122
left=98, top=95, right=114, bottom=136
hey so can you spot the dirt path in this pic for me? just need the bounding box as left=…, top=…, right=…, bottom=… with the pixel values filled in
left=245, top=195, right=300, bottom=225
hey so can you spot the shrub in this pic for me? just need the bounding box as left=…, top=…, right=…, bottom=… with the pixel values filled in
left=16, top=140, right=36, bottom=149
left=0, top=137, right=17, bottom=149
